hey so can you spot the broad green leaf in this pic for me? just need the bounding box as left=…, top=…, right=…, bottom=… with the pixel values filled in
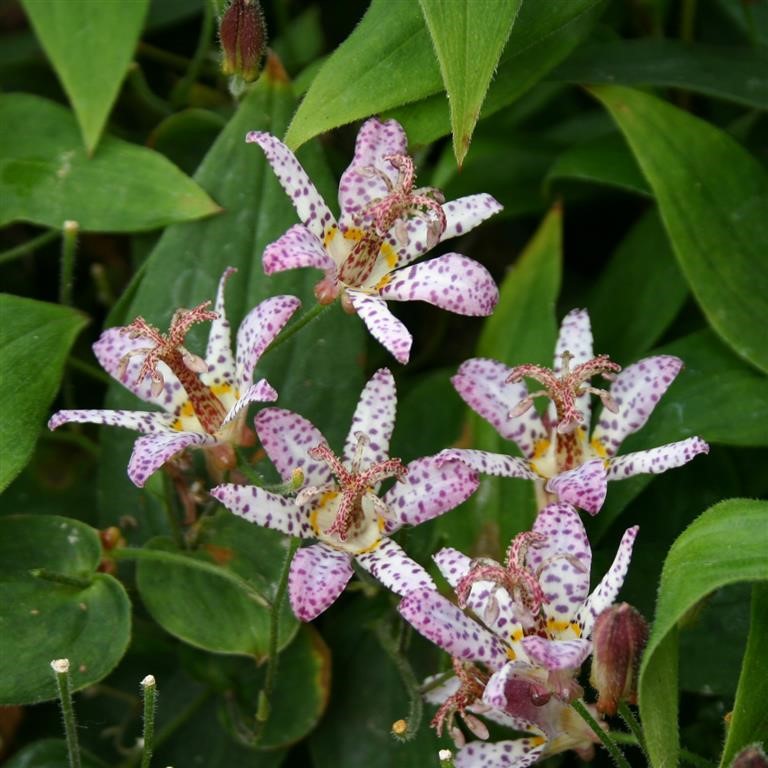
left=389, top=0, right=605, bottom=147
left=21, top=0, right=149, bottom=152
left=5, top=740, right=103, bottom=768
left=638, top=499, right=768, bottom=767
left=591, top=85, right=768, bottom=374
left=546, top=134, right=651, bottom=198
left=720, top=583, right=768, bottom=766
left=98, top=64, right=364, bottom=531
left=419, top=0, right=522, bottom=165
left=436, top=205, right=561, bottom=556
left=554, top=40, right=768, bottom=110
left=0, top=515, right=131, bottom=705
left=135, top=512, right=298, bottom=659
left=0, top=294, right=87, bottom=492
left=0, top=94, right=220, bottom=232
left=587, top=210, right=687, bottom=362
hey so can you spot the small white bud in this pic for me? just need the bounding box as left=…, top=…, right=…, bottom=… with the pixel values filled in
left=51, top=658, right=70, bottom=674
left=141, top=674, right=156, bottom=688
left=438, top=749, right=453, bottom=761
left=63, top=220, right=79, bottom=233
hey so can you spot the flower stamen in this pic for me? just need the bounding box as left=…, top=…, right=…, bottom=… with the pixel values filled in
left=431, top=660, right=490, bottom=746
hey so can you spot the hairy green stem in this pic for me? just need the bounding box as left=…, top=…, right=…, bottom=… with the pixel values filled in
left=618, top=702, right=647, bottom=757
left=140, top=676, right=157, bottom=768
left=571, top=699, right=632, bottom=768
left=264, top=302, right=331, bottom=357
left=611, top=732, right=715, bottom=768
left=59, top=221, right=79, bottom=307
left=52, top=659, right=82, bottom=768
left=0, top=229, right=59, bottom=264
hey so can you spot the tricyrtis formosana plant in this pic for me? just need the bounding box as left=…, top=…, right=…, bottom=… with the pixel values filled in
left=1, top=2, right=767, bottom=768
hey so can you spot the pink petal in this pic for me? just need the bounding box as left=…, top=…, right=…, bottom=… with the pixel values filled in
left=48, top=408, right=174, bottom=434
left=552, top=309, right=594, bottom=428
left=438, top=449, right=536, bottom=479
left=338, top=118, right=407, bottom=226
left=246, top=131, right=337, bottom=241
left=378, top=253, right=498, bottom=316
left=342, top=368, right=397, bottom=472
left=128, top=431, right=208, bottom=487
left=452, top=358, right=547, bottom=457
left=483, top=664, right=552, bottom=732
left=545, top=459, right=608, bottom=516
left=288, top=543, right=354, bottom=621
left=93, top=327, right=186, bottom=413
left=210, top=483, right=312, bottom=538
left=606, top=436, right=709, bottom=481
left=220, top=379, right=278, bottom=429
left=592, top=355, right=685, bottom=456
left=398, top=587, right=508, bottom=667
left=530, top=503, right=591, bottom=620
left=254, top=408, right=333, bottom=487
left=235, top=294, right=302, bottom=388
left=455, top=738, right=546, bottom=768
left=576, top=526, right=639, bottom=636
left=263, top=224, right=336, bottom=276
left=521, top=636, right=591, bottom=671
left=382, top=456, right=479, bottom=530
left=347, top=290, right=412, bottom=364
left=355, top=537, right=434, bottom=596
left=203, top=267, right=237, bottom=386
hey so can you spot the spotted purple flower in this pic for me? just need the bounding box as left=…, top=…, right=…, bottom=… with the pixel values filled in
left=247, top=118, right=501, bottom=364
left=49, top=268, right=300, bottom=487
left=440, top=308, right=709, bottom=514
left=211, top=368, right=480, bottom=621
left=398, top=502, right=636, bottom=764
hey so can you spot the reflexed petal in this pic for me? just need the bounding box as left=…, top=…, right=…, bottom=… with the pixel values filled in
left=254, top=408, right=333, bottom=487
left=606, top=437, right=709, bottom=481
left=210, top=483, right=312, bottom=538
left=452, top=358, right=547, bottom=457
left=93, top=327, right=186, bottom=413
left=288, top=543, right=354, bottom=621
left=263, top=224, right=336, bottom=276
left=338, top=118, right=407, bottom=225
left=203, top=267, right=237, bottom=386
left=433, top=546, right=472, bottom=587
left=553, top=309, right=594, bottom=428
left=592, top=355, right=684, bottom=456
left=343, top=368, right=396, bottom=473
left=348, top=291, right=412, bottom=364
left=220, top=379, right=278, bottom=429
left=128, top=431, right=208, bottom=487
left=379, top=254, right=498, bottom=316
left=438, top=449, right=536, bottom=480
left=545, top=459, right=607, bottom=516
left=399, top=587, right=508, bottom=667
left=455, top=738, right=546, bottom=768
left=235, top=294, right=302, bottom=388
left=383, top=456, right=479, bottom=531
left=246, top=131, right=337, bottom=241
left=355, top=537, right=434, bottom=596
left=49, top=408, right=175, bottom=434
left=576, top=526, right=639, bottom=636
left=521, top=637, right=591, bottom=671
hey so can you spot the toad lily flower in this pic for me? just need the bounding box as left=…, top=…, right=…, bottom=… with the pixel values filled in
left=440, top=308, right=709, bottom=513
left=247, top=117, right=501, bottom=364
left=399, top=502, right=637, bottom=765
left=211, top=368, right=479, bottom=621
left=49, top=268, right=300, bottom=487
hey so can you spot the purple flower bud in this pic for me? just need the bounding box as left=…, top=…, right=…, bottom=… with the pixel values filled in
left=219, top=0, right=267, bottom=82
left=730, top=745, right=768, bottom=768
left=590, top=603, right=648, bottom=716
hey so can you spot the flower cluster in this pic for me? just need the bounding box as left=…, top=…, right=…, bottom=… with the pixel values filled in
left=48, top=117, right=710, bottom=767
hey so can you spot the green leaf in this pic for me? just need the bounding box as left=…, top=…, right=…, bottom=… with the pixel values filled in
left=638, top=499, right=768, bottom=767
left=98, top=66, right=364, bottom=530
left=4, top=739, right=103, bottom=768
left=419, top=0, right=522, bottom=165
left=436, top=205, right=561, bottom=556
left=0, top=94, right=220, bottom=232
left=0, top=515, right=131, bottom=705
left=554, top=40, right=768, bottom=110
left=0, top=294, right=87, bottom=492
left=21, top=0, right=149, bottom=152
left=720, top=583, right=768, bottom=766
left=587, top=210, right=687, bottom=362
left=135, top=512, right=298, bottom=659
left=591, top=85, right=768, bottom=374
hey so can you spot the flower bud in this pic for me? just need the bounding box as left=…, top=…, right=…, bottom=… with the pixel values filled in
left=219, top=0, right=267, bottom=83
left=730, top=745, right=768, bottom=768
left=590, top=603, right=648, bottom=715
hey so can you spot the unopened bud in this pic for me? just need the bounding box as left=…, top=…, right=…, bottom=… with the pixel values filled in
left=590, top=603, right=648, bottom=715
left=51, top=658, right=70, bottom=674
left=100, top=526, right=124, bottom=551
left=391, top=719, right=407, bottom=735
left=219, top=0, right=267, bottom=83
left=730, top=745, right=768, bottom=768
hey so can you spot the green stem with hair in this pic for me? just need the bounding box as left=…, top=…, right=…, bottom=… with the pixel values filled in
left=52, top=660, right=82, bottom=768
left=571, top=699, right=632, bottom=768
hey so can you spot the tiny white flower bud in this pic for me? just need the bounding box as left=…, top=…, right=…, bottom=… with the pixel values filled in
left=51, top=658, right=70, bottom=674
left=141, top=674, right=156, bottom=688
left=438, top=749, right=453, bottom=761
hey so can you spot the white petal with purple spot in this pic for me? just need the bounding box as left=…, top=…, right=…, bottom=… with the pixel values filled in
left=48, top=408, right=175, bottom=434
left=545, top=459, right=607, bottom=516
left=355, top=537, right=434, bottom=596
left=262, top=224, right=336, bottom=276
left=128, top=431, right=208, bottom=487
left=437, top=449, right=536, bottom=480
left=606, top=437, right=709, bottom=481
left=347, top=290, right=412, bottom=364
left=288, top=543, right=354, bottom=621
